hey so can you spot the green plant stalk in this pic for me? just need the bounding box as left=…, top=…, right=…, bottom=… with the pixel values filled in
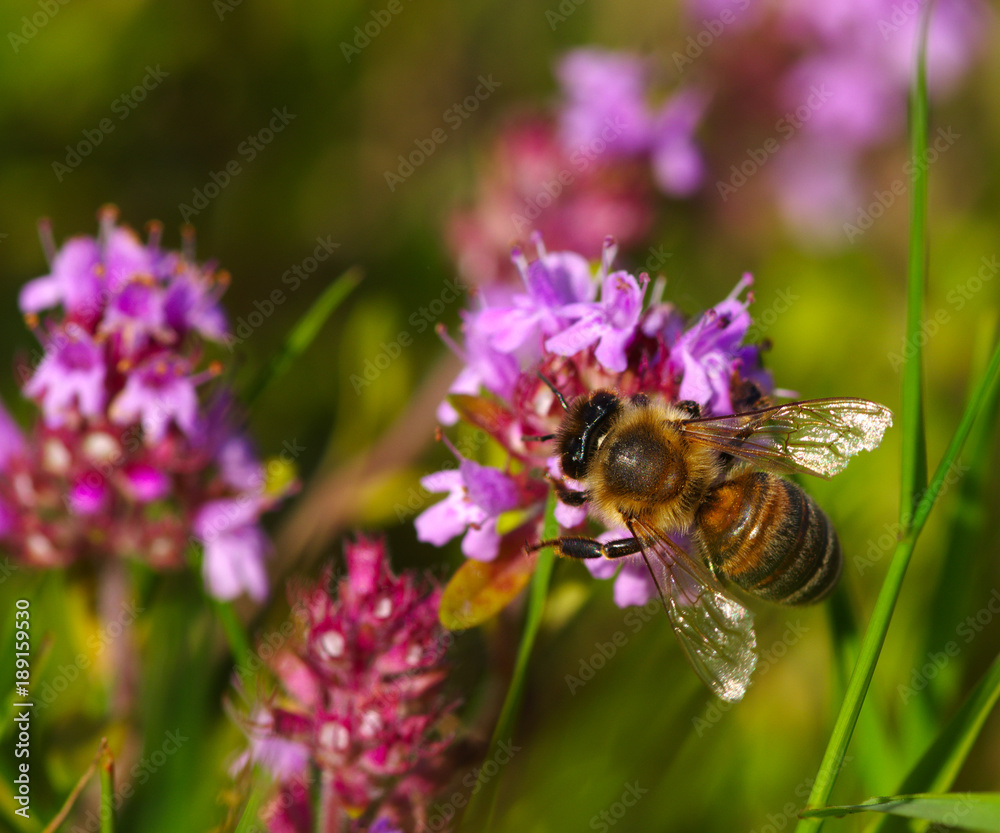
left=796, top=334, right=1000, bottom=832
left=242, top=266, right=361, bottom=407
left=899, top=1, right=931, bottom=530
left=794, top=9, right=938, bottom=829
left=99, top=741, right=114, bottom=833
left=462, top=492, right=558, bottom=831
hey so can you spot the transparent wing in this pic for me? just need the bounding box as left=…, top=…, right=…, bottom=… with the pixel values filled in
left=627, top=518, right=757, bottom=702
left=678, top=398, right=893, bottom=479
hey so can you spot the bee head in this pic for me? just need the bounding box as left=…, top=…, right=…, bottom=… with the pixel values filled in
left=556, top=390, right=621, bottom=480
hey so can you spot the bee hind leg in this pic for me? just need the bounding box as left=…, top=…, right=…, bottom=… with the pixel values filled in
left=527, top=536, right=643, bottom=560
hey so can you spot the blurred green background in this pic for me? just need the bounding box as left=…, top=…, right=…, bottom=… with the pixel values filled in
left=0, top=0, right=998, bottom=831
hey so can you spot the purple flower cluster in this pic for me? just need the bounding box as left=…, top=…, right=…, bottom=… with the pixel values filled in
left=557, top=49, right=707, bottom=197
left=239, top=537, right=455, bottom=833
left=417, top=237, right=771, bottom=606
left=0, top=209, right=285, bottom=600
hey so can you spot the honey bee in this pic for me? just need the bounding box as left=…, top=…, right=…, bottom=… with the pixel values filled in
left=527, top=380, right=893, bottom=701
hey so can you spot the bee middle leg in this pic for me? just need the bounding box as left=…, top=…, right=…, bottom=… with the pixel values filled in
left=526, top=536, right=643, bottom=560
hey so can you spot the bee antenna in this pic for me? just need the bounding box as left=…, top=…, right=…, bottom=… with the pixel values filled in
left=537, top=372, right=569, bottom=411
left=522, top=433, right=556, bottom=443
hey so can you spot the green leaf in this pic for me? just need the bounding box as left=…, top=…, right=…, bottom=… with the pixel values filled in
left=242, top=266, right=361, bottom=407
left=802, top=793, right=1000, bottom=830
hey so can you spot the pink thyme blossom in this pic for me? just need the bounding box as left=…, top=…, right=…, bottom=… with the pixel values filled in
left=237, top=537, right=457, bottom=833
left=424, top=238, right=772, bottom=607
left=0, top=208, right=286, bottom=598
left=675, top=0, right=989, bottom=243
left=446, top=118, right=655, bottom=287
left=556, top=49, right=708, bottom=198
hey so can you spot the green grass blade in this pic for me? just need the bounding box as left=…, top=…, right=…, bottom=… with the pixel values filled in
left=796, top=333, right=1000, bottom=832
left=919, top=315, right=1000, bottom=705
left=242, top=266, right=361, bottom=407
left=213, top=598, right=253, bottom=673
left=899, top=1, right=931, bottom=530
left=794, top=10, right=935, bottom=829
left=826, top=587, right=898, bottom=792
left=801, top=793, right=1000, bottom=829
left=99, top=740, right=115, bottom=833
left=461, top=492, right=558, bottom=831
left=870, top=650, right=1000, bottom=833
left=234, top=767, right=272, bottom=833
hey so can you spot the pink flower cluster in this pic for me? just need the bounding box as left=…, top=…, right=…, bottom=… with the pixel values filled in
left=240, top=537, right=455, bottom=833
left=447, top=51, right=705, bottom=287
left=417, top=237, right=771, bottom=606
left=0, top=209, right=283, bottom=600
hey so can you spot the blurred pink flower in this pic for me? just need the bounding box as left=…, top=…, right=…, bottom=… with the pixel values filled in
left=239, top=537, right=456, bottom=833
left=0, top=208, right=286, bottom=598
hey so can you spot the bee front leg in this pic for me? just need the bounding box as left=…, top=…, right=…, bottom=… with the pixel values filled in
left=545, top=475, right=589, bottom=506
left=527, top=536, right=643, bottom=560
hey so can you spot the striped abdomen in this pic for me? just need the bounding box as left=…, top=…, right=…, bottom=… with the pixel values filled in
left=695, top=471, right=841, bottom=605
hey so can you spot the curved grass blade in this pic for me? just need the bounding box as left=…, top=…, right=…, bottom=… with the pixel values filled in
left=870, top=650, right=1000, bottom=833
left=460, top=492, right=558, bottom=831
left=918, top=315, right=1000, bottom=707
left=801, top=793, right=1000, bottom=830
left=826, top=587, right=898, bottom=792
left=794, top=9, right=945, bottom=829
left=796, top=329, right=1000, bottom=832
left=242, top=267, right=361, bottom=407
left=235, top=767, right=272, bottom=833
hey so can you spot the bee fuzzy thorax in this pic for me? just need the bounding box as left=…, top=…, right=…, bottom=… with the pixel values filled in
left=559, top=392, right=721, bottom=533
